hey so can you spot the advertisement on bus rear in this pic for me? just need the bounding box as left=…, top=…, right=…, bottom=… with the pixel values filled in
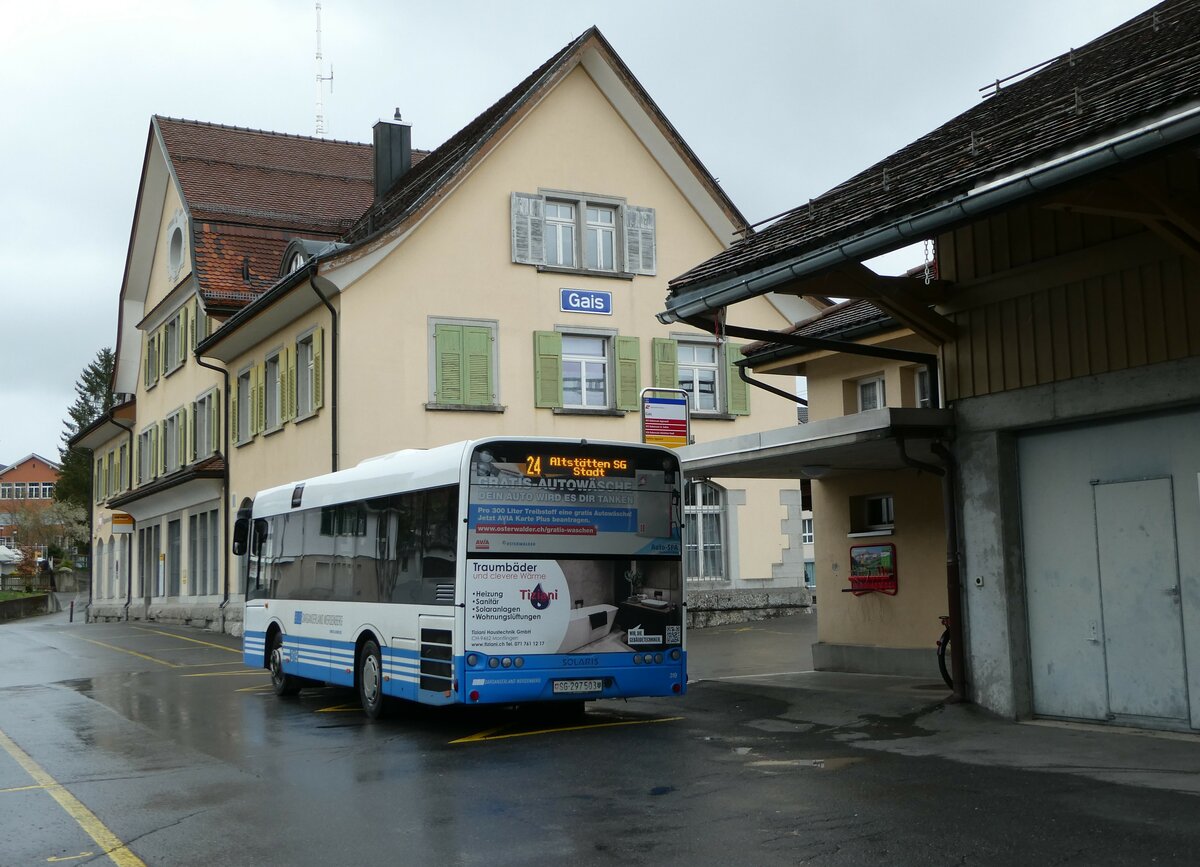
left=465, top=557, right=683, bottom=654
left=466, top=444, right=682, bottom=558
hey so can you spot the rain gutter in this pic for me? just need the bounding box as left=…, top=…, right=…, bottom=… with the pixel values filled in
left=660, top=103, right=1200, bottom=324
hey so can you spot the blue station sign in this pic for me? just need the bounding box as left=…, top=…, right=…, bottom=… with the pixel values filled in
left=560, top=288, right=612, bottom=315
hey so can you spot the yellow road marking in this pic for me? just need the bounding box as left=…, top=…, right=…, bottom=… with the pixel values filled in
left=48, top=854, right=95, bottom=863
left=177, top=661, right=247, bottom=669
left=315, top=704, right=362, bottom=713
left=2, top=783, right=50, bottom=793
left=129, top=626, right=241, bottom=654
left=451, top=716, right=682, bottom=744
left=182, top=669, right=267, bottom=678
left=73, top=637, right=178, bottom=668
left=0, top=728, right=145, bottom=867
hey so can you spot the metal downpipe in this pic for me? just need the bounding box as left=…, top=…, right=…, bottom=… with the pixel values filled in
left=932, top=440, right=967, bottom=703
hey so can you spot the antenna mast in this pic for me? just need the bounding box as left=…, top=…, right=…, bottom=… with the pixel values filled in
left=314, top=2, right=334, bottom=137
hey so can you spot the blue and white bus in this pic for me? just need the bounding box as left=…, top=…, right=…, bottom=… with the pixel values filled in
left=235, top=437, right=686, bottom=717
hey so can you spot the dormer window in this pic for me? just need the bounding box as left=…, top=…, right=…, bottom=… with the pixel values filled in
left=288, top=252, right=307, bottom=273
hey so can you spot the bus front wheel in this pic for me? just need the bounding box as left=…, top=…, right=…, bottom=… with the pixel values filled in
left=269, top=632, right=302, bottom=697
left=358, top=639, right=387, bottom=720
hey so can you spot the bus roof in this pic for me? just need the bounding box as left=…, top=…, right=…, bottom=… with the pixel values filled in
left=249, top=437, right=677, bottom=517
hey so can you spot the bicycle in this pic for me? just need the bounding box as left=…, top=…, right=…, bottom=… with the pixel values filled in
left=936, top=615, right=953, bottom=689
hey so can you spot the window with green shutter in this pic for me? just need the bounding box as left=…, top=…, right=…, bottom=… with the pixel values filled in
left=533, top=331, right=563, bottom=409
left=430, top=320, right=498, bottom=409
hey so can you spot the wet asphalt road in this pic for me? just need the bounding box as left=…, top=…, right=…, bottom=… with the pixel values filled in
left=1, top=608, right=1198, bottom=866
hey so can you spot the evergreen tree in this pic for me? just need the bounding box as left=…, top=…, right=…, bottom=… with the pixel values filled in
left=55, top=348, right=116, bottom=510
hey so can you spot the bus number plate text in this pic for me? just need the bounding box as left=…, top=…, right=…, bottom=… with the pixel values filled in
left=553, top=679, right=603, bottom=694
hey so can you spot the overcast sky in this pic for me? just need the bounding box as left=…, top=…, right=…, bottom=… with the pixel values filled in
left=2, top=0, right=1156, bottom=464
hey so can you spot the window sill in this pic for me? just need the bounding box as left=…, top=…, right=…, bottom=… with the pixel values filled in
left=535, top=264, right=634, bottom=281
left=425, top=403, right=506, bottom=413
left=692, top=412, right=737, bottom=421
left=263, top=424, right=283, bottom=437
left=847, top=529, right=894, bottom=539
left=552, top=407, right=627, bottom=417
left=234, top=437, right=254, bottom=449
left=294, top=410, right=319, bottom=425
left=164, top=363, right=184, bottom=379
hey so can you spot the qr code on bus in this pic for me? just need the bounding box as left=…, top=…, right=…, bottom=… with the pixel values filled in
left=666, top=625, right=681, bottom=645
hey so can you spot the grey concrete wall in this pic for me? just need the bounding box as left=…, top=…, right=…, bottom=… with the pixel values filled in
left=952, top=355, right=1200, bottom=721
left=0, top=594, right=53, bottom=621
left=686, top=587, right=811, bottom=628
left=89, top=601, right=244, bottom=635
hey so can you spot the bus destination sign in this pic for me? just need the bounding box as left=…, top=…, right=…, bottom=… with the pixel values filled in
left=523, top=454, right=632, bottom=479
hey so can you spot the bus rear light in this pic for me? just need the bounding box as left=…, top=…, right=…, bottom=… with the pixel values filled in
left=466, top=653, right=479, bottom=667
left=654, top=653, right=663, bottom=664
left=632, top=654, right=641, bottom=665
left=643, top=654, right=654, bottom=665
left=469, top=690, right=480, bottom=702
left=501, top=657, right=512, bottom=668
left=488, top=658, right=499, bottom=669
left=513, top=657, right=524, bottom=668
left=672, top=683, right=681, bottom=693
left=670, top=649, right=681, bottom=661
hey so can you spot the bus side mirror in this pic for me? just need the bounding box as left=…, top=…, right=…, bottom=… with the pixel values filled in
left=232, top=517, right=249, bottom=556
left=252, top=519, right=269, bottom=557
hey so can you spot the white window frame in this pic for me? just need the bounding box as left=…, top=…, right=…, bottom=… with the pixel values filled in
left=542, top=190, right=624, bottom=276
left=802, top=517, right=814, bottom=545
left=677, top=338, right=722, bottom=414
left=235, top=367, right=253, bottom=445
left=137, top=424, right=156, bottom=484
left=916, top=367, right=932, bottom=408
left=584, top=204, right=617, bottom=272
left=194, top=388, right=217, bottom=458
left=264, top=349, right=283, bottom=433
left=684, top=480, right=727, bottom=583
left=557, top=328, right=614, bottom=410
left=858, top=376, right=886, bottom=412
left=296, top=328, right=317, bottom=420
left=0, top=483, right=10, bottom=499
left=864, top=494, right=895, bottom=530
left=164, top=313, right=181, bottom=375
left=544, top=201, right=577, bottom=268
left=164, top=407, right=185, bottom=474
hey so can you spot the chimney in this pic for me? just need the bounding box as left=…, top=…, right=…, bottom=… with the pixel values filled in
left=373, top=108, right=412, bottom=202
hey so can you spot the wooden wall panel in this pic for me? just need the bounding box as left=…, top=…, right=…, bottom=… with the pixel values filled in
left=944, top=253, right=1200, bottom=402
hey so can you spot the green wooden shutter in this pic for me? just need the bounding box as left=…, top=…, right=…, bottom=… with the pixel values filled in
left=725, top=342, right=750, bottom=416
left=464, top=326, right=494, bottom=406
left=435, top=324, right=464, bottom=405
left=615, top=336, right=641, bottom=411
left=533, top=331, right=562, bottom=408
left=190, top=298, right=198, bottom=350
left=312, top=328, right=324, bottom=410
left=230, top=377, right=239, bottom=445
left=652, top=338, right=678, bottom=388
left=159, top=328, right=168, bottom=377
left=179, top=307, right=188, bottom=366
left=132, top=436, right=139, bottom=486
left=143, top=334, right=151, bottom=388
left=211, top=389, right=221, bottom=454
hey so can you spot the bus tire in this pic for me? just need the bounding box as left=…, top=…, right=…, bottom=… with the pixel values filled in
left=358, top=639, right=387, bottom=720
left=269, top=631, right=302, bottom=697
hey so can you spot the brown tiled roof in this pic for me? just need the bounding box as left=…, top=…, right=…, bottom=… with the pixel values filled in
left=155, top=117, right=376, bottom=307
left=745, top=299, right=897, bottom=354
left=671, top=0, right=1200, bottom=294
left=192, top=224, right=291, bottom=307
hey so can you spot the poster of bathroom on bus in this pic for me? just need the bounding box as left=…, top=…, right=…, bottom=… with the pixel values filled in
left=465, top=557, right=682, bottom=655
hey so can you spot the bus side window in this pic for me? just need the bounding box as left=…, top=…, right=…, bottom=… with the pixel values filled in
left=421, top=487, right=458, bottom=603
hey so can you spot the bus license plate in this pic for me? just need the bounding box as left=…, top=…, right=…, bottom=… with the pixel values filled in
left=553, top=679, right=603, bottom=694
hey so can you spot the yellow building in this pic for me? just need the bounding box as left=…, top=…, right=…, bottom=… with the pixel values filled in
left=82, top=28, right=820, bottom=632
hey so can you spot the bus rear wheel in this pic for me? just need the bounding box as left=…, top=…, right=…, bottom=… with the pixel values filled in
left=269, top=632, right=302, bottom=697
left=358, top=639, right=387, bottom=720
